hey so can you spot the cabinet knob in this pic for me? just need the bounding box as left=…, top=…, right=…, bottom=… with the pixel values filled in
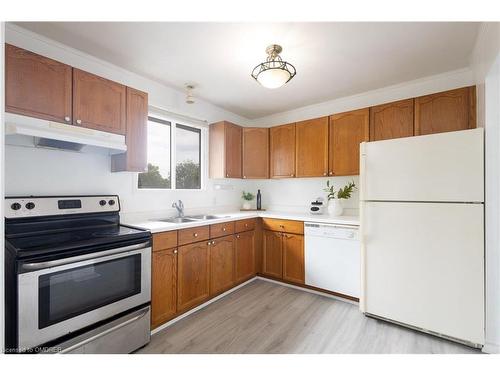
left=173, top=249, right=178, bottom=254
left=245, top=223, right=248, bottom=227
left=207, top=241, right=211, bottom=245
left=236, top=235, right=240, bottom=238
left=211, top=241, right=215, bottom=245
left=243, top=176, right=246, bottom=179
left=222, top=227, right=226, bottom=231
left=64, top=116, right=71, bottom=122
left=323, top=172, right=327, bottom=176
left=226, top=174, right=229, bottom=177
left=329, top=171, right=333, bottom=176
left=76, top=119, right=82, bottom=125
left=193, top=233, right=198, bottom=237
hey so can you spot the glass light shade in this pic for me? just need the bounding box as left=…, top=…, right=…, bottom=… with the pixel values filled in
left=256, top=68, right=291, bottom=89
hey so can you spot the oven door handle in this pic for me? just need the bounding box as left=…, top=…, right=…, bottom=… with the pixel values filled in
left=21, top=241, right=150, bottom=272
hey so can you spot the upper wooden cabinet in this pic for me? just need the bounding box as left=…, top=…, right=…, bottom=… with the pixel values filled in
left=370, top=99, right=414, bottom=141
left=270, top=123, right=296, bottom=178
left=329, top=108, right=369, bottom=176
left=177, top=241, right=210, bottom=312
left=295, top=117, right=329, bottom=177
left=242, top=127, right=269, bottom=179
left=111, top=87, right=148, bottom=172
left=209, top=121, right=242, bottom=178
left=73, top=69, right=126, bottom=135
left=5, top=44, right=73, bottom=123
left=415, top=86, right=476, bottom=136
left=151, top=248, right=177, bottom=329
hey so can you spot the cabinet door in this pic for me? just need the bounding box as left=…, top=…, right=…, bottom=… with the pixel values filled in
left=270, top=123, right=296, bottom=178
left=151, top=248, right=177, bottom=328
left=295, top=117, right=329, bottom=177
left=225, top=122, right=242, bottom=178
left=177, top=241, right=210, bottom=312
left=235, top=231, right=256, bottom=283
left=329, top=108, right=369, bottom=176
left=209, top=235, right=235, bottom=295
left=73, top=68, right=126, bottom=135
left=111, top=87, right=148, bottom=172
left=5, top=44, right=72, bottom=123
left=242, top=127, right=269, bottom=179
left=370, top=99, right=414, bottom=141
left=262, top=230, right=283, bottom=279
left=415, top=86, right=476, bottom=136
left=283, top=233, right=304, bottom=284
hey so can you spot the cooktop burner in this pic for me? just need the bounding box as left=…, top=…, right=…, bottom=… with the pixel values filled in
left=4, top=195, right=151, bottom=260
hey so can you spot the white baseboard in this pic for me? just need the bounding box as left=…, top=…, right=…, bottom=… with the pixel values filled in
left=256, top=276, right=359, bottom=306
left=151, top=277, right=257, bottom=335
left=482, top=342, right=500, bottom=354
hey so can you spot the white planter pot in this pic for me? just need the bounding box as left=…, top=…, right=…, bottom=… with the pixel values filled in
left=242, top=201, right=252, bottom=210
left=327, top=199, right=344, bottom=216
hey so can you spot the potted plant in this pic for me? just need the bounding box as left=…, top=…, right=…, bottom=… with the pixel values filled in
left=241, top=191, right=255, bottom=210
left=323, top=180, right=356, bottom=216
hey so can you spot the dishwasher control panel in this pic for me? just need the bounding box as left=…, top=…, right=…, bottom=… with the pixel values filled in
left=304, top=223, right=359, bottom=240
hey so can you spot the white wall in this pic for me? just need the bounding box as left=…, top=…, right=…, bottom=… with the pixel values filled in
left=475, top=22, right=500, bottom=354
left=245, top=176, right=359, bottom=215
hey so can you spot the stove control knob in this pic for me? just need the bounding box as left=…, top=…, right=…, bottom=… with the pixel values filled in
left=25, top=202, right=35, bottom=210
left=11, top=202, right=21, bottom=210
left=99, top=200, right=107, bottom=206
left=108, top=199, right=116, bottom=206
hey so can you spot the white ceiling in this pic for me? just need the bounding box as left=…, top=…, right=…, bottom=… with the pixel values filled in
left=15, top=22, right=480, bottom=119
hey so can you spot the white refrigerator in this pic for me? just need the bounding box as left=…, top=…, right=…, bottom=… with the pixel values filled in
left=359, top=128, right=484, bottom=347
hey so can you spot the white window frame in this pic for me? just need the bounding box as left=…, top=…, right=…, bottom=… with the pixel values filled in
left=136, top=110, right=208, bottom=191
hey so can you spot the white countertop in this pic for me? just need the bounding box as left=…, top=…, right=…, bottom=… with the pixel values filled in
left=122, top=210, right=360, bottom=233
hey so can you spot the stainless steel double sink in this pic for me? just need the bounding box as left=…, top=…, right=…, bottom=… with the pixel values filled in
left=155, top=214, right=229, bottom=224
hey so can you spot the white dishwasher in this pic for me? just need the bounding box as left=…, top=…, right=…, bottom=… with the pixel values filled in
left=304, top=222, right=360, bottom=298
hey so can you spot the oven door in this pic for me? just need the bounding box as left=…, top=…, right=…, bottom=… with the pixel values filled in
left=17, top=242, right=151, bottom=349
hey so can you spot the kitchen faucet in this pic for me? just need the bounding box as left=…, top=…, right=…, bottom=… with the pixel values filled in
left=172, top=200, right=184, bottom=217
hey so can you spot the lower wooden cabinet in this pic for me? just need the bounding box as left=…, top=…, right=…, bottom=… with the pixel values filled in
left=282, top=233, right=305, bottom=284
left=235, top=230, right=256, bottom=283
left=177, top=241, right=210, bottom=312
left=209, top=235, right=235, bottom=296
left=151, top=248, right=177, bottom=328
left=262, top=229, right=305, bottom=284
left=262, top=230, right=283, bottom=278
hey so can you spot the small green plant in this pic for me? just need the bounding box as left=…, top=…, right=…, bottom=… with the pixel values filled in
left=323, top=180, right=356, bottom=201
left=242, top=191, right=255, bottom=201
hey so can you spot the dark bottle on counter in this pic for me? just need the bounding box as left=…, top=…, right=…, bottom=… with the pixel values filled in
left=256, top=190, right=262, bottom=210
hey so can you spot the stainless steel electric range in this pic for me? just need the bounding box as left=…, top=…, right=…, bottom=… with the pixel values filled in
left=4, top=195, right=152, bottom=354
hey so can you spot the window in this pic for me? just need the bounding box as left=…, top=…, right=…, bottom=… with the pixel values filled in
left=138, top=115, right=204, bottom=190
left=176, top=124, right=201, bottom=189
left=138, top=117, right=171, bottom=189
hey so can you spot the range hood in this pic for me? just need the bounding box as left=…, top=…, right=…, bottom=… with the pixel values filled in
left=4, top=113, right=127, bottom=154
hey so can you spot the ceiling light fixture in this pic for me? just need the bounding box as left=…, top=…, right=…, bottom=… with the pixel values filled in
left=185, top=84, right=195, bottom=104
left=251, top=44, right=296, bottom=89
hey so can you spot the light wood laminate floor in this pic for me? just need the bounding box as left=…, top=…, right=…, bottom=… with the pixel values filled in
left=138, top=279, right=480, bottom=354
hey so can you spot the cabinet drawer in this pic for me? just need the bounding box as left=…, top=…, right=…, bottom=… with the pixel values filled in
left=235, top=218, right=256, bottom=233
left=210, top=221, right=235, bottom=238
left=153, top=231, right=178, bottom=252
left=262, top=218, right=304, bottom=234
left=178, top=225, right=210, bottom=246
